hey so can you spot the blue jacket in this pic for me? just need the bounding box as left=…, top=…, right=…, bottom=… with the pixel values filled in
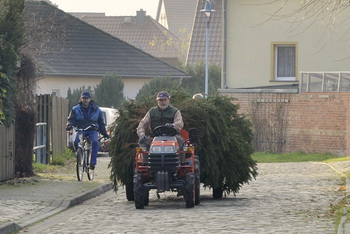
left=67, top=100, right=106, bottom=134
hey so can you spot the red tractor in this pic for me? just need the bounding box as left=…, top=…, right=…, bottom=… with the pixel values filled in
left=132, top=125, right=199, bottom=209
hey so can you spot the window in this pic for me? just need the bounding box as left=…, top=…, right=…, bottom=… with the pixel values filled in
left=273, top=43, right=297, bottom=81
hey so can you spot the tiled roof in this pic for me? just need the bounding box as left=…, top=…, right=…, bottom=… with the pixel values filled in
left=156, top=0, right=197, bottom=41
left=76, top=10, right=182, bottom=60
left=186, top=0, right=222, bottom=65
left=69, top=12, right=106, bottom=18
left=24, top=1, right=188, bottom=78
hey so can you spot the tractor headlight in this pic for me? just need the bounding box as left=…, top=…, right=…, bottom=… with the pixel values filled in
left=150, top=145, right=176, bottom=153
left=164, top=146, right=176, bottom=153
left=150, top=146, right=162, bottom=153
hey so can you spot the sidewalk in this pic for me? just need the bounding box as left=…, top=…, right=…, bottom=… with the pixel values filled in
left=0, top=157, right=114, bottom=234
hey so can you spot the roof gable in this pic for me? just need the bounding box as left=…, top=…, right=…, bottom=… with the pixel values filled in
left=24, top=1, right=188, bottom=78
left=77, top=11, right=182, bottom=60
left=186, top=0, right=222, bottom=65
left=156, top=0, right=197, bottom=40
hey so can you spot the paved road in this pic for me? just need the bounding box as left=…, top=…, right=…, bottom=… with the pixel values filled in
left=21, top=162, right=343, bottom=234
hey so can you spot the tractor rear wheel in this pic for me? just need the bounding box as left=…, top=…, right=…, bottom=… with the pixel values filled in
left=184, top=172, right=195, bottom=208
left=194, top=157, right=200, bottom=205
left=144, top=190, right=149, bottom=206
left=134, top=174, right=145, bottom=209
left=125, top=182, right=134, bottom=201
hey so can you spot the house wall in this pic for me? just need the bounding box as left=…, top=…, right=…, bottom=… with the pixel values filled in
left=220, top=90, right=350, bottom=156
left=35, top=76, right=151, bottom=99
left=226, top=0, right=350, bottom=89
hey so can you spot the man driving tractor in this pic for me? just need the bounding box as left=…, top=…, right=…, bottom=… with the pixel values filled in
left=137, top=91, right=184, bottom=147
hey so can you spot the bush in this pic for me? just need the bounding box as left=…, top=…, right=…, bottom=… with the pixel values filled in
left=94, top=72, right=125, bottom=108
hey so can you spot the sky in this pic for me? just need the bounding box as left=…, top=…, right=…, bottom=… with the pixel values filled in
left=49, top=0, right=159, bottom=19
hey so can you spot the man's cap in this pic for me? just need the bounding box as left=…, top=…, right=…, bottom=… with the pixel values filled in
left=156, top=91, right=170, bottom=100
left=81, top=91, right=91, bottom=98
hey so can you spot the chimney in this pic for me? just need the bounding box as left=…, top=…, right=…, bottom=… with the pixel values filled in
left=136, top=9, right=146, bottom=23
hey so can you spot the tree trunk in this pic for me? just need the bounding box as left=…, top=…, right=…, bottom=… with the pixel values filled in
left=15, top=109, right=36, bottom=177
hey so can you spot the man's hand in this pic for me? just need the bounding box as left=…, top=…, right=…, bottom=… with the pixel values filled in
left=139, top=134, right=148, bottom=143
left=66, top=125, right=72, bottom=131
left=165, top=123, right=174, bottom=128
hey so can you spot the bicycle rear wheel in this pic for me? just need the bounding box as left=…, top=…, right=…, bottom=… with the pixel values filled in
left=87, top=149, right=95, bottom=180
left=76, top=148, right=84, bottom=181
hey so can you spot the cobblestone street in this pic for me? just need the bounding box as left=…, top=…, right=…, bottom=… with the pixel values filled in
left=22, top=161, right=344, bottom=234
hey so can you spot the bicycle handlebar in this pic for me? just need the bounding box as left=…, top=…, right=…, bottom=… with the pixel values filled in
left=70, top=125, right=109, bottom=141
left=73, top=125, right=98, bottom=132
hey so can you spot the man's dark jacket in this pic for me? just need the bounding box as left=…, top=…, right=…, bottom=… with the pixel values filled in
left=67, top=100, right=107, bottom=134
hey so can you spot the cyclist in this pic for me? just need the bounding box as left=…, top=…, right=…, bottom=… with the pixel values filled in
left=66, top=91, right=109, bottom=170
left=137, top=91, right=184, bottom=148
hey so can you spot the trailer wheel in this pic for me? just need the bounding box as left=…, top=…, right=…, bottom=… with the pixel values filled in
left=213, top=187, right=223, bottom=199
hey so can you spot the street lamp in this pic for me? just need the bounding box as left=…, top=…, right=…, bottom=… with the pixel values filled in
left=201, top=0, right=214, bottom=98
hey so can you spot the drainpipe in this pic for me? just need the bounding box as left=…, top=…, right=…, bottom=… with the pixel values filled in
left=221, top=0, right=228, bottom=89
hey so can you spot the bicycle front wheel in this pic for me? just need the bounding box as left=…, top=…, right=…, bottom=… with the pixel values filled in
left=87, top=149, right=95, bottom=180
left=76, top=148, right=84, bottom=181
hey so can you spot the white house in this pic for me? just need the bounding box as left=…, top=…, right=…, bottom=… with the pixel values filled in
left=25, top=1, right=189, bottom=99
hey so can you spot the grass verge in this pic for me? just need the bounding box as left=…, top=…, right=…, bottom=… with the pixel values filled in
left=33, top=148, right=76, bottom=177
left=252, top=152, right=340, bottom=163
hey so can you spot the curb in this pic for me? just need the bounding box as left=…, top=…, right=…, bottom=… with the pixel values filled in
left=0, top=183, right=113, bottom=234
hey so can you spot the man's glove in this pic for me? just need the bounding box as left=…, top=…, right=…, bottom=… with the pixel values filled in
left=139, top=134, right=148, bottom=143
left=165, top=123, right=174, bottom=128
left=100, top=131, right=110, bottom=139
left=66, top=125, right=72, bottom=131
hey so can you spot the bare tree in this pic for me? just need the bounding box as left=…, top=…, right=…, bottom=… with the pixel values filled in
left=13, top=2, right=71, bottom=176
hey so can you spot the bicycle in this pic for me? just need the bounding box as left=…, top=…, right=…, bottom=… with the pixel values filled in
left=74, top=125, right=97, bottom=181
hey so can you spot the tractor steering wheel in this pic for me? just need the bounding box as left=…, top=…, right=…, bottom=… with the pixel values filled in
left=153, top=125, right=178, bottom=136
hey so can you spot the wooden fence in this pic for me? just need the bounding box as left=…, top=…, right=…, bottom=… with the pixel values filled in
left=0, top=125, right=15, bottom=181
left=36, top=94, right=69, bottom=162
left=0, top=94, right=68, bottom=181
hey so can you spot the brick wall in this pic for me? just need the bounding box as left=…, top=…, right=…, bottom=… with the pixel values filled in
left=222, top=91, right=350, bottom=156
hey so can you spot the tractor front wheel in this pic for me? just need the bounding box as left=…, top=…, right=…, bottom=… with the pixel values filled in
left=184, top=172, right=195, bottom=208
left=134, top=174, right=145, bottom=209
